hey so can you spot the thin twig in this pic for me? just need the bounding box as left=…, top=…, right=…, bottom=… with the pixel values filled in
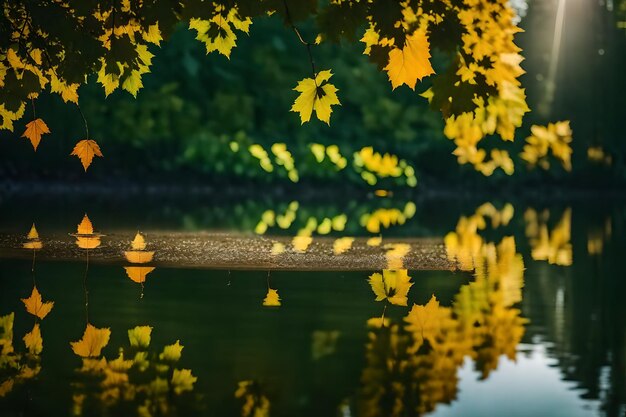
left=76, top=102, right=89, bottom=138
left=282, top=0, right=319, bottom=88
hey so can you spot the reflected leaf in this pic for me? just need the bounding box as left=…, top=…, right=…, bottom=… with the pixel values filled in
left=23, top=323, right=42, bottom=355
left=124, top=266, right=155, bottom=283
left=124, top=235, right=154, bottom=263
left=525, top=208, right=572, bottom=266
left=384, top=243, right=410, bottom=269
left=235, top=380, right=270, bottom=417
left=71, top=324, right=111, bottom=357
left=404, top=295, right=456, bottom=352
left=72, top=214, right=102, bottom=249
left=270, top=242, right=285, bottom=256
left=23, top=223, right=43, bottom=249
left=312, top=330, right=340, bottom=360
left=333, top=237, right=354, bottom=255
left=368, top=269, right=412, bottom=306
left=0, top=380, right=14, bottom=397
left=171, top=368, right=197, bottom=394
left=292, top=236, right=312, bottom=253
left=128, top=326, right=152, bottom=349
left=160, top=340, right=183, bottom=362
left=366, top=316, right=390, bottom=329
left=263, top=288, right=281, bottom=307
left=21, top=286, right=54, bottom=320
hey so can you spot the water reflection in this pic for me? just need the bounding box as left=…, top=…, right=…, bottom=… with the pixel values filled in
left=124, top=232, right=157, bottom=297
left=1, top=198, right=625, bottom=416
left=71, top=326, right=199, bottom=417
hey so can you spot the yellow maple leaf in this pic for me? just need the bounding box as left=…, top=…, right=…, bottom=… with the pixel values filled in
left=189, top=17, right=237, bottom=58
left=21, top=118, right=50, bottom=151
left=384, top=29, right=435, bottom=90
left=263, top=288, right=281, bottom=307
left=367, top=269, right=413, bottom=306
left=291, top=70, right=341, bottom=125
left=70, top=139, right=103, bottom=171
left=23, top=323, right=43, bottom=355
left=49, top=73, right=79, bottom=103
left=172, top=368, right=197, bottom=394
left=404, top=295, right=455, bottom=351
left=21, top=286, right=54, bottom=320
left=142, top=23, right=163, bottom=46
left=128, top=326, right=152, bottom=348
left=71, top=324, right=111, bottom=357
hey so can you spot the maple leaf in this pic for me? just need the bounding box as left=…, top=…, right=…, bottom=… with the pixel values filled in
left=23, top=223, right=43, bottom=249
left=171, top=369, right=197, bottom=394
left=263, top=288, right=281, bottom=307
left=73, top=214, right=102, bottom=249
left=70, top=139, right=103, bottom=171
left=124, top=266, right=155, bottom=283
left=160, top=340, right=183, bottom=362
left=71, top=324, right=111, bottom=357
left=49, top=73, right=79, bottom=103
left=125, top=232, right=154, bottom=263
left=76, top=215, right=94, bottom=234
left=368, top=269, right=413, bottom=306
left=291, top=70, right=341, bottom=125
left=384, top=29, right=435, bottom=90
left=404, top=295, right=455, bottom=351
left=128, top=325, right=152, bottom=348
left=21, top=286, right=54, bottom=320
left=23, top=323, right=42, bottom=355
left=21, top=118, right=50, bottom=151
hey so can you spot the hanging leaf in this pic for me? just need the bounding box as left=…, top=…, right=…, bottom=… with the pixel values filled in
left=70, top=139, right=103, bottom=171
left=21, top=118, right=50, bottom=150
left=384, top=29, right=434, bottom=90
left=291, top=70, right=340, bottom=125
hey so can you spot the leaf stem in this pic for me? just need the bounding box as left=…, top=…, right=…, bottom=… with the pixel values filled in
left=281, top=0, right=319, bottom=88
left=83, top=249, right=90, bottom=325
left=76, top=102, right=89, bottom=139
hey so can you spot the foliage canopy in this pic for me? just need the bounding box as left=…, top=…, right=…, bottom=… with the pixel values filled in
left=0, top=0, right=564, bottom=175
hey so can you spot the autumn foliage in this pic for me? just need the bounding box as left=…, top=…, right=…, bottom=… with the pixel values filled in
left=0, top=0, right=571, bottom=174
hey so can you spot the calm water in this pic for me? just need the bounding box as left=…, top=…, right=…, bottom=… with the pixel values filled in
left=0, top=191, right=623, bottom=417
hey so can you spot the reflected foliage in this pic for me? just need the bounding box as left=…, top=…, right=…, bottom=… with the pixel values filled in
left=524, top=207, right=572, bottom=266
left=72, top=326, right=199, bottom=417
left=359, top=232, right=526, bottom=416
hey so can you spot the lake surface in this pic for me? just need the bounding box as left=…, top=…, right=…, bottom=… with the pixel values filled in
left=0, top=190, right=623, bottom=417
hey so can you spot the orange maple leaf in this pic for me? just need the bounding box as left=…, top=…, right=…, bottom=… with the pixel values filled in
left=21, top=118, right=50, bottom=151
left=76, top=214, right=94, bottom=235
left=21, top=286, right=54, bottom=320
left=70, top=139, right=103, bottom=171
